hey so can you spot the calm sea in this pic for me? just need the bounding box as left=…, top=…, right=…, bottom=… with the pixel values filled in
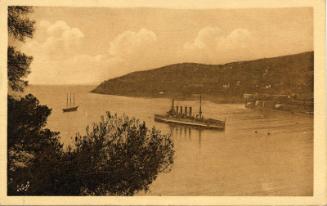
left=26, top=85, right=313, bottom=196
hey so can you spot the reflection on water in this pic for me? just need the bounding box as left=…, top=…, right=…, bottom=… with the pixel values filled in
left=26, top=85, right=313, bottom=196
left=167, top=124, right=224, bottom=150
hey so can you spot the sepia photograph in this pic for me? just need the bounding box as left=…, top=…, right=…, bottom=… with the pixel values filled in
left=1, top=0, right=326, bottom=205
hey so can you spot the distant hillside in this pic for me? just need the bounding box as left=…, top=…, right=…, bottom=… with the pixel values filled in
left=92, top=52, right=313, bottom=101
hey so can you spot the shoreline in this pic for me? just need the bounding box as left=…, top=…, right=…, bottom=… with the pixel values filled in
left=91, top=91, right=314, bottom=116
left=90, top=90, right=244, bottom=103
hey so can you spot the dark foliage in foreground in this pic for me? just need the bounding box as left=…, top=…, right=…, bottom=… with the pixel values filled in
left=63, top=113, right=174, bottom=195
left=8, top=6, right=34, bottom=92
left=8, top=107, right=174, bottom=195
left=8, top=46, right=33, bottom=92
left=8, top=94, right=64, bottom=195
left=8, top=6, right=35, bottom=42
left=7, top=6, right=64, bottom=195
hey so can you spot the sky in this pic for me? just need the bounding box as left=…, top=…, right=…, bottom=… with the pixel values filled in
left=20, top=7, right=313, bottom=85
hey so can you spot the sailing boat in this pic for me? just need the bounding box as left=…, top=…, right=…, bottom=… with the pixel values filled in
left=62, top=93, right=78, bottom=112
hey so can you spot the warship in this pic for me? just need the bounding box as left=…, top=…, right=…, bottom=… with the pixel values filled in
left=154, top=96, right=225, bottom=130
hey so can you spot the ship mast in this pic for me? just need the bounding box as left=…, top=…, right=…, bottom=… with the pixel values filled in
left=66, top=93, right=68, bottom=107
left=199, top=94, right=202, bottom=118
left=73, top=93, right=75, bottom=106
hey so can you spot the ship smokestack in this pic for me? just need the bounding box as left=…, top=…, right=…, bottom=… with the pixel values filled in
left=189, top=106, right=192, bottom=117
left=184, top=106, right=188, bottom=116
left=180, top=106, right=183, bottom=115
left=171, top=99, right=175, bottom=112
left=176, top=106, right=179, bottom=114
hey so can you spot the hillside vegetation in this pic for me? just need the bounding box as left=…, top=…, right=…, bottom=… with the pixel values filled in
left=92, top=52, right=313, bottom=102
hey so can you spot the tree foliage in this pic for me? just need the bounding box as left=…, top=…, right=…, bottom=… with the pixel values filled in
left=8, top=46, right=32, bottom=91
left=8, top=6, right=35, bottom=42
left=7, top=6, right=65, bottom=195
left=63, top=112, right=174, bottom=195
left=8, top=94, right=64, bottom=195
left=8, top=6, right=34, bottom=92
left=8, top=110, right=174, bottom=195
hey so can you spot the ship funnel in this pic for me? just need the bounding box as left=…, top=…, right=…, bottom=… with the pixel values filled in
left=189, top=106, right=192, bottom=117
left=171, top=99, right=175, bottom=112
left=184, top=106, right=188, bottom=116
left=179, top=106, right=183, bottom=115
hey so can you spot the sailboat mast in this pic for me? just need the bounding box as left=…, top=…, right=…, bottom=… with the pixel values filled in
left=73, top=94, right=75, bottom=106
left=66, top=93, right=68, bottom=107
left=69, top=92, right=71, bottom=107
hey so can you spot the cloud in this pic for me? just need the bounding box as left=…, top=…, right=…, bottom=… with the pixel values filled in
left=184, top=27, right=253, bottom=63
left=23, top=22, right=256, bottom=84
left=45, top=20, right=84, bottom=39
left=218, top=28, right=252, bottom=49
left=22, top=24, right=159, bottom=84
left=103, top=28, right=159, bottom=77
left=23, top=20, right=84, bottom=60
left=21, top=20, right=100, bottom=84
left=184, top=27, right=223, bottom=50
left=109, top=28, right=157, bottom=57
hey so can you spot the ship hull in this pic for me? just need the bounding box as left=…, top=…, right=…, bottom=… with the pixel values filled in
left=154, top=114, right=225, bottom=130
left=62, top=106, right=78, bottom=112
